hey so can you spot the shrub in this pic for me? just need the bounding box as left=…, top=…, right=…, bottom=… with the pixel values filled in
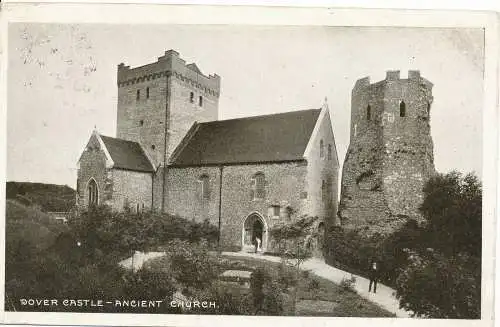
left=307, top=278, right=320, bottom=291
left=276, top=261, right=298, bottom=291
left=340, top=275, right=357, bottom=293
left=69, top=205, right=219, bottom=259
left=325, top=227, right=384, bottom=282
left=191, top=282, right=253, bottom=315
left=250, top=268, right=284, bottom=315
left=5, top=201, right=220, bottom=313
left=250, top=268, right=268, bottom=312
left=162, top=239, right=220, bottom=291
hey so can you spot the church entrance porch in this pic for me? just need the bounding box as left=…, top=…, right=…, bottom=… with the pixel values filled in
left=241, top=213, right=268, bottom=253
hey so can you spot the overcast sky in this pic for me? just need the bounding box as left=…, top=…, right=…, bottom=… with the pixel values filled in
left=7, top=24, right=483, bottom=188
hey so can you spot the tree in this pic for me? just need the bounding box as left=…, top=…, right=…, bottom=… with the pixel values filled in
left=419, top=171, right=482, bottom=256
left=395, top=171, right=482, bottom=318
left=396, top=249, right=480, bottom=318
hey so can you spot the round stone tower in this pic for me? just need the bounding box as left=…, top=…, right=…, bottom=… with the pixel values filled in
left=339, top=70, right=436, bottom=236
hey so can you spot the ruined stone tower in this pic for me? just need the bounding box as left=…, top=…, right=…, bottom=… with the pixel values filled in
left=116, top=50, right=221, bottom=210
left=339, top=70, right=436, bottom=236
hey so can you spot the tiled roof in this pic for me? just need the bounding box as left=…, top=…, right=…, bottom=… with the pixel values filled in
left=100, top=135, right=154, bottom=173
left=170, top=109, right=321, bottom=166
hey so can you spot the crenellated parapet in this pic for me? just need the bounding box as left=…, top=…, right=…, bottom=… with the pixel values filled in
left=117, top=50, right=221, bottom=97
left=353, top=70, right=434, bottom=92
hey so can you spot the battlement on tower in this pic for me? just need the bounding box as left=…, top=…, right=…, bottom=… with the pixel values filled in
left=353, top=70, right=433, bottom=94
left=117, top=49, right=221, bottom=97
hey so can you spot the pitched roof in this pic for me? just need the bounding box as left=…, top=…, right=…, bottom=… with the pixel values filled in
left=100, top=135, right=155, bottom=173
left=170, top=109, right=321, bottom=167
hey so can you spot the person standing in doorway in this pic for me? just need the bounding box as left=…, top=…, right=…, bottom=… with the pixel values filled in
left=369, top=260, right=379, bottom=293
left=255, top=237, right=261, bottom=254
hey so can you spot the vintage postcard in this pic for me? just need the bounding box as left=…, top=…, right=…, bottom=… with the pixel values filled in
left=0, top=3, right=497, bottom=327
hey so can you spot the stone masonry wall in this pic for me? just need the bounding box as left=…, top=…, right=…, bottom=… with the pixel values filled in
left=220, top=162, right=308, bottom=252
left=382, top=71, right=435, bottom=222
left=339, top=71, right=435, bottom=236
left=116, top=64, right=168, bottom=167
left=166, top=75, right=219, bottom=162
left=165, top=166, right=221, bottom=228
left=165, top=162, right=308, bottom=252
left=116, top=50, right=220, bottom=169
left=304, top=109, right=339, bottom=226
left=76, top=134, right=113, bottom=209
left=110, top=169, right=153, bottom=212
left=303, top=109, right=340, bottom=257
left=152, top=167, right=164, bottom=212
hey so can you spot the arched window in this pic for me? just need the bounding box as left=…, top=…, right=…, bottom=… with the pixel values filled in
left=320, top=140, right=324, bottom=158
left=252, top=172, right=266, bottom=200
left=199, top=96, right=203, bottom=107
left=189, top=92, right=194, bottom=103
left=136, top=89, right=140, bottom=101
left=367, top=105, right=371, bottom=120
left=146, top=87, right=150, bottom=99
left=87, top=179, right=98, bottom=206
left=199, top=174, right=210, bottom=200
left=427, top=101, right=431, bottom=115
left=327, top=144, right=332, bottom=160
left=400, top=100, right=406, bottom=117
left=321, top=180, right=327, bottom=200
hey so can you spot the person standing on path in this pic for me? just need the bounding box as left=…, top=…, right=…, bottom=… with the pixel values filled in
left=369, top=260, right=379, bottom=293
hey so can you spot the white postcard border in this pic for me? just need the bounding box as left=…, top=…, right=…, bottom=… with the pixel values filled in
left=0, top=4, right=497, bottom=327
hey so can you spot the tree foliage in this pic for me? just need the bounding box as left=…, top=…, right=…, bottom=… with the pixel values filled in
left=5, top=203, right=220, bottom=312
left=394, top=171, right=482, bottom=318
left=66, top=205, right=219, bottom=259
left=326, top=171, right=482, bottom=319
left=396, top=250, right=480, bottom=318
left=270, top=215, right=319, bottom=263
left=419, top=172, right=482, bottom=257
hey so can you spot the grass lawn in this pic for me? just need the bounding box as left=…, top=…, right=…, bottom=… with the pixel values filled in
left=220, top=255, right=395, bottom=317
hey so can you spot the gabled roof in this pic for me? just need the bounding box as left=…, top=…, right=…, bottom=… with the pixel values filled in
left=99, top=135, right=155, bottom=173
left=170, top=109, right=322, bottom=167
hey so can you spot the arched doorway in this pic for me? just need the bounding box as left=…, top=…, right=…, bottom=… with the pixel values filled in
left=241, top=213, right=268, bottom=253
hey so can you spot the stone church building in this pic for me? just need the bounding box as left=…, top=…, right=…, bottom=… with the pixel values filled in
left=76, top=50, right=339, bottom=253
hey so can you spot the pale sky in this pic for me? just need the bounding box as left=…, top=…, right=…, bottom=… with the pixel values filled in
left=7, top=24, right=484, bottom=188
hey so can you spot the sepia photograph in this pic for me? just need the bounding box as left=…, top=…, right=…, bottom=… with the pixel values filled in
left=1, top=4, right=497, bottom=326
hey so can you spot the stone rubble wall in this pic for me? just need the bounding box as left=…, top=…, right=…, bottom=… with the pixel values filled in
left=339, top=71, right=435, bottom=237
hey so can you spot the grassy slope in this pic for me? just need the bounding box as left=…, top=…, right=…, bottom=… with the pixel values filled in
left=6, top=181, right=75, bottom=212
left=6, top=199, right=68, bottom=252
